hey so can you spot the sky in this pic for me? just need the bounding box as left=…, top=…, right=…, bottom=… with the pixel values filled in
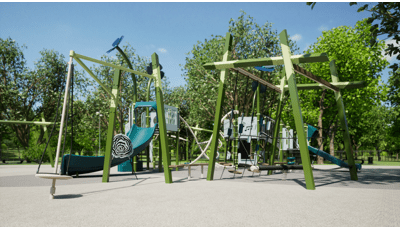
left=1, top=1, right=397, bottom=89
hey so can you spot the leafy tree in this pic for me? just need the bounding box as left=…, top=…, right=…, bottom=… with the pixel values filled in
left=307, top=2, right=400, bottom=149
left=182, top=10, right=300, bottom=142
left=294, top=19, right=389, bottom=163
left=1, top=37, right=37, bottom=149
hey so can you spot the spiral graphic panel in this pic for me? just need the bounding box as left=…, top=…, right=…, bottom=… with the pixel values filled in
left=112, top=134, right=134, bottom=158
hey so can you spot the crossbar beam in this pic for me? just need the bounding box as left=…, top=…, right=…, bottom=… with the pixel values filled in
left=277, top=81, right=366, bottom=91
left=230, top=68, right=281, bottom=94
left=292, top=64, right=340, bottom=92
left=0, top=120, right=57, bottom=125
left=70, top=51, right=156, bottom=80
left=203, top=53, right=329, bottom=70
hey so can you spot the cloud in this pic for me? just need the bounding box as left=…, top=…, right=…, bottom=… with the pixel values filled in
left=318, top=25, right=328, bottom=31
left=291, top=34, right=302, bottom=42
left=382, top=39, right=399, bottom=62
left=158, top=48, right=167, bottom=53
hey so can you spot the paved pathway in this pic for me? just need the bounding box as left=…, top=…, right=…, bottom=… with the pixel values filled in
left=0, top=164, right=399, bottom=227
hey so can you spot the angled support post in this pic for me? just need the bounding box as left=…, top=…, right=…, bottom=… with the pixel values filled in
left=206, top=32, right=233, bottom=181
left=269, top=70, right=286, bottom=175
left=330, top=60, right=358, bottom=180
left=152, top=52, right=172, bottom=183
left=280, top=29, right=315, bottom=190
left=102, top=69, right=122, bottom=183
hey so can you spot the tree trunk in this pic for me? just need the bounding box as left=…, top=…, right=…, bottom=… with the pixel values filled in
left=317, top=89, right=327, bottom=164
left=376, top=146, right=381, bottom=161
left=329, top=120, right=336, bottom=157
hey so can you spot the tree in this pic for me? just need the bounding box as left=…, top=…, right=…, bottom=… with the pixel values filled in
left=295, top=19, right=389, bottom=163
left=182, top=10, right=300, bottom=142
left=307, top=2, right=400, bottom=148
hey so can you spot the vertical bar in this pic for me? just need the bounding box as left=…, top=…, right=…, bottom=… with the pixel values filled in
left=175, top=129, right=180, bottom=171
left=279, top=123, right=284, bottom=162
left=152, top=52, right=173, bottom=183
left=269, top=71, right=286, bottom=175
left=207, top=32, right=233, bottom=181
left=280, top=29, right=315, bottom=190
left=186, top=133, right=189, bottom=162
left=330, top=60, right=358, bottom=180
left=102, top=69, right=122, bottom=183
left=233, top=105, right=238, bottom=166
left=191, top=124, right=199, bottom=160
left=256, top=83, right=261, bottom=164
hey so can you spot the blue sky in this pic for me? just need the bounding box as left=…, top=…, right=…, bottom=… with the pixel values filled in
left=1, top=1, right=396, bottom=89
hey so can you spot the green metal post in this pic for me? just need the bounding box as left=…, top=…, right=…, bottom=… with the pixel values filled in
left=146, top=78, right=152, bottom=170
left=152, top=53, right=172, bottom=183
left=158, top=137, right=162, bottom=172
left=256, top=83, right=261, bottom=164
left=191, top=124, right=199, bottom=160
left=186, top=134, right=189, bottom=162
left=102, top=69, right=122, bottom=183
left=279, top=123, right=284, bottom=162
left=233, top=105, right=238, bottom=167
left=330, top=60, right=358, bottom=180
left=207, top=32, right=233, bottom=181
left=176, top=129, right=180, bottom=170
left=280, top=29, right=315, bottom=190
left=268, top=72, right=286, bottom=174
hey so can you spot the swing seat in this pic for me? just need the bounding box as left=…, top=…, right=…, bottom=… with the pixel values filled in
left=35, top=173, right=73, bottom=180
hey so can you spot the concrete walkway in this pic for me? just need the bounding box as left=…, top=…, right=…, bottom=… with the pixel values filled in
left=0, top=164, right=399, bottom=227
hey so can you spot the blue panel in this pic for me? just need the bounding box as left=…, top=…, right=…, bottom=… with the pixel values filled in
left=308, top=145, right=361, bottom=170
left=254, top=66, right=274, bottom=72
left=134, top=101, right=157, bottom=111
left=307, top=124, right=319, bottom=141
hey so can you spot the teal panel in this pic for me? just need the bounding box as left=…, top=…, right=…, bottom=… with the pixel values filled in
left=134, top=101, right=157, bottom=111
left=307, top=124, right=318, bottom=141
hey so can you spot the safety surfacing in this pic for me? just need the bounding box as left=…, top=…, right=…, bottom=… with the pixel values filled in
left=0, top=164, right=399, bottom=227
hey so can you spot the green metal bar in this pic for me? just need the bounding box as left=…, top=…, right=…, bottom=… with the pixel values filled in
left=0, top=120, right=57, bottom=125
left=186, top=134, right=189, bottom=162
left=233, top=105, right=238, bottom=167
left=256, top=83, right=260, bottom=164
left=330, top=60, right=358, bottom=181
left=176, top=128, right=180, bottom=171
left=268, top=71, right=286, bottom=175
left=70, top=51, right=156, bottom=80
left=277, top=81, right=366, bottom=91
left=279, top=123, right=284, bottom=163
left=280, top=29, right=315, bottom=190
left=203, top=53, right=329, bottom=70
left=102, top=69, right=122, bottom=183
left=191, top=124, right=199, bottom=161
left=207, top=32, right=233, bottom=181
left=146, top=78, right=153, bottom=170
left=152, top=52, right=172, bottom=183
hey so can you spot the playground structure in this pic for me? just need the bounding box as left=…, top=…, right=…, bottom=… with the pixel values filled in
left=203, top=29, right=366, bottom=190
left=35, top=35, right=176, bottom=198
left=31, top=28, right=371, bottom=198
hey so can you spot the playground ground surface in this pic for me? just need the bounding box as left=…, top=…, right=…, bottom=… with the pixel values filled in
left=0, top=164, right=399, bottom=227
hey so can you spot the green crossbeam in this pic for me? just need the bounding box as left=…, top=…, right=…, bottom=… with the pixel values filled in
left=277, top=81, right=366, bottom=91
left=203, top=53, right=329, bottom=70
left=0, top=120, right=57, bottom=125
